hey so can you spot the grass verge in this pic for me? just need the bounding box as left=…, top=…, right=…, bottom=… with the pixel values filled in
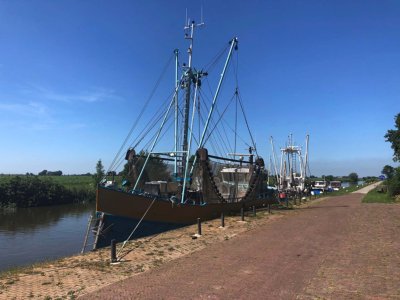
left=362, top=187, right=396, bottom=203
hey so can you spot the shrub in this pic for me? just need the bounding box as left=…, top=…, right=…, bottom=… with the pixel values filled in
left=387, top=167, right=400, bottom=197
left=0, top=176, right=95, bottom=208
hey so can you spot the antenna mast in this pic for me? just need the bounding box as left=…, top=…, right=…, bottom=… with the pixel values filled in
left=180, top=14, right=204, bottom=186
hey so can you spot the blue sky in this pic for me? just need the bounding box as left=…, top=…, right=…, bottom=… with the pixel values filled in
left=0, top=0, right=399, bottom=176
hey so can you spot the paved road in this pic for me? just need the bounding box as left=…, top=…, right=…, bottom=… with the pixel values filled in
left=81, top=188, right=400, bottom=299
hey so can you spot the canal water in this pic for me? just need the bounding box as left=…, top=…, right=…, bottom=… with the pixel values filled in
left=0, top=203, right=95, bottom=272
left=342, top=180, right=365, bottom=188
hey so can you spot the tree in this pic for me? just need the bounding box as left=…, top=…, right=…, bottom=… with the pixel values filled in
left=93, top=159, right=105, bottom=184
left=387, top=167, right=400, bottom=196
left=325, top=175, right=334, bottom=181
left=382, top=165, right=395, bottom=179
left=348, top=172, right=359, bottom=184
left=38, top=170, right=47, bottom=176
left=385, top=113, right=400, bottom=162
left=47, top=170, right=62, bottom=176
left=384, top=114, right=400, bottom=197
left=121, top=151, right=171, bottom=188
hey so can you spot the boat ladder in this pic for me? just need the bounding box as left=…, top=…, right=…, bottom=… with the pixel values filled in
left=81, top=212, right=105, bottom=253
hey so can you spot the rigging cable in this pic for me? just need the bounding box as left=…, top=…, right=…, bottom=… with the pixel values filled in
left=203, top=43, right=230, bottom=75
left=117, top=197, right=157, bottom=259
left=202, top=92, right=236, bottom=147
left=106, top=53, right=174, bottom=174
left=237, top=89, right=258, bottom=156
left=201, top=90, right=234, bottom=153
left=197, top=94, right=229, bottom=156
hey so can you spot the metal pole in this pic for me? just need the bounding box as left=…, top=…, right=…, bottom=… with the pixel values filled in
left=181, top=21, right=199, bottom=183
left=304, top=134, right=309, bottom=178
left=181, top=79, right=200, bottom=203
left=279, top=149, right=284, bottom=190
left=133, top=79, right=182, bottom=190
left=221, top=211, right=225, bottom=227
left=198, top=38, right=238, bottom=149
left=268, top=203, right=271, bottom=214
left=241, top=207, right=244, bottom=221
left=111, top=239, right=117, bottom=263
left=173, top=49, right=179, bottom=177
left=253, top=206, right=256, bottom=217
left=270, top=136, right=280, bottom=185
left=189, top=38, right=239, bottom=175
left=197, top=218, right=202, bottom=235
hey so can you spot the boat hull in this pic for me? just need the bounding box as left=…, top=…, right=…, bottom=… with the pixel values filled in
left=95, top=186, right=277, bottom=246
left=95, top=213, right=186, bottom=248
left=97, top=186, right=276, bottom=224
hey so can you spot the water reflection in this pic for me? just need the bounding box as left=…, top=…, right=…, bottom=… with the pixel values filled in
left=341, top=180, right=365, bottom=188
left=0, top=203, right=94, bottom=234
left=0, top=202, right=95, bottom=272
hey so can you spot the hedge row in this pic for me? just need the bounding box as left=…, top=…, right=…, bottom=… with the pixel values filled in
left=0, top=176, right=95, bottom=208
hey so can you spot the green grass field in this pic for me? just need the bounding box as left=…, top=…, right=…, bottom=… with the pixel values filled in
left=0, top=175, right=96, bottom=191
left=40, top=175, right=96, bottom=190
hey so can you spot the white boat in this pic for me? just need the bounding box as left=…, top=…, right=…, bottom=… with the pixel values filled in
left=329, top=181, right=342, bottom=191
left=312, top=180, right=328, bottom=191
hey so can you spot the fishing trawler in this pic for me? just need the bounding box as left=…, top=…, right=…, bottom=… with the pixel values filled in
left=95, top=18, right=276, bottom=246
left=269, top=134, right=310, bottom=194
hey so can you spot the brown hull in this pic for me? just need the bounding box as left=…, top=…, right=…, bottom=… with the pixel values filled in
left=96, top=186, right=276, bottom=224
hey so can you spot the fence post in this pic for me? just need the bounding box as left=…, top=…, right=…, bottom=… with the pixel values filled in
left=111, top=239, right=117, bottom=263
left=197, top=217, right=202, bottom=235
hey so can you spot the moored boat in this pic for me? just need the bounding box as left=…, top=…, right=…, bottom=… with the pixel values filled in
left=329, top=180, right=342, bottom=191
left=311, top=180, right=328, bottom=193
left=94, top=18, right=276, bottom=247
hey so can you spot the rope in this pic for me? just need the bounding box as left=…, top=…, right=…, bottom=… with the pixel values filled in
left=117, top=197, right=157, bottom=258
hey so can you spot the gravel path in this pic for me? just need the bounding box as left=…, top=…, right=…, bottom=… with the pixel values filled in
left=81, top=189, right=400, bottom=299
left=353, top=181, right=382, bottom=194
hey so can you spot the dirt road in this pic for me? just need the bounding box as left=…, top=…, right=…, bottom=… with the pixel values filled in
left=81, top=187, right=400, bottom=299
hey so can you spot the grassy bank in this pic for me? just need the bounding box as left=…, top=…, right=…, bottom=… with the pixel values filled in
left=362, top=186, right=396, bottom=203
left=310, top=183, right=367, bottom=199
left=327, top=184, right=364, bottom=196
